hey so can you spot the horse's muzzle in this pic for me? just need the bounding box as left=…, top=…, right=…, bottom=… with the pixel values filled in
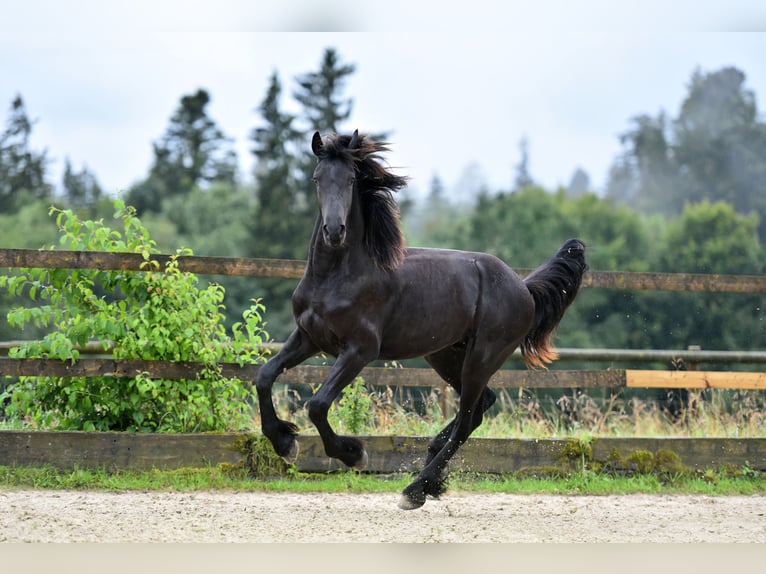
left=322, top=223, right=347, bottom=247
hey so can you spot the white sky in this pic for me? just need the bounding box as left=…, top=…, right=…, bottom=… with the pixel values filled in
left=2, top=0, right=766, bottom=201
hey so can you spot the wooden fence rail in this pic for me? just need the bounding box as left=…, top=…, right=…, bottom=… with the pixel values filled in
left=2, top=247, right=766, bottom=292
left=2, top=431, right=765, bottom=473
left=1, top=359, right=765, bottom=390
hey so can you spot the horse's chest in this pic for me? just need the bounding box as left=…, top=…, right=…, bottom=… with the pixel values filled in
left=292, top=287, right=356, bottom=352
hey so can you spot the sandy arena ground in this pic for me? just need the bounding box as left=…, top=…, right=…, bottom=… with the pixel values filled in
left=1, top=490, right=765, bottom=542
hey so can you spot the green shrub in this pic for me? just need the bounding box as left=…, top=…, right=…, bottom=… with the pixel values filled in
left=331, top=377, right=374, bottom=434
left=0, top=200, right=268, bottom=432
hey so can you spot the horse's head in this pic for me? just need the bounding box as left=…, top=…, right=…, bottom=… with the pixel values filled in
left=311, top=130, right=360, bottom=248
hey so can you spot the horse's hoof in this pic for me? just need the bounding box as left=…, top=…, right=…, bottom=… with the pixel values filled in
left=352, top=449, right=369, bottom=471
left=398, top=492, right=426, bottom=511
left=280, top=440, right=299, bottom=464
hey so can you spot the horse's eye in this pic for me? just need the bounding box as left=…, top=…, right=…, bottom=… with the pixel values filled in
left=312, top=178, right=318, bottom=185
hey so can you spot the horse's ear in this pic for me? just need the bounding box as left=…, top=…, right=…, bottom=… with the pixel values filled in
left=311, top=131, right=323, bottom=157
left=349, top=129, right=359, bottom=149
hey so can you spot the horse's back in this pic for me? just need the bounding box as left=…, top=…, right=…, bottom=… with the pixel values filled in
left=402, top=247, right=528, bottom=298
left=413, top=248, right=535, bottom=336
left=377, top=247, right=532, bottom=359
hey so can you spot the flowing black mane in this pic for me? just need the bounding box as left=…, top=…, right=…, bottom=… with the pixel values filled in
left=316, top=132, right=409, bottom=270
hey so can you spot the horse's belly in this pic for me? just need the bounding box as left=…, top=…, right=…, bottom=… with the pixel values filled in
left=377, top=337, right=463, bottom=361
left=377, top=310, right=473, bottom=360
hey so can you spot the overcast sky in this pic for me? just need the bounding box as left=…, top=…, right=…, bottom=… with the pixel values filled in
left=2, top=0, right=766, bottom=201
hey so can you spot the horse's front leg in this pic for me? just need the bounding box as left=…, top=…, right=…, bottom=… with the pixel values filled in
left=255, top=328, right=318, bottom=463
left=306, top=347, right=375, bottom=469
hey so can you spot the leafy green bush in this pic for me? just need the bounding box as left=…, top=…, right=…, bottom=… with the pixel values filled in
left=0, top=200, right=268, bottom=432
left=330, top=377, right=374, bottom=435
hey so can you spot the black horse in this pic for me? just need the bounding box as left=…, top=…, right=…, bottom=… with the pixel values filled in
left=255, top=130, right=587, bottom=510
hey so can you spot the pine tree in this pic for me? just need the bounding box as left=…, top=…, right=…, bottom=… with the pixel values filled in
left=293, top=48, right=355, bottom=133
left=513, top=136, right=534, bottom=191
left=250, top=71, right=310, bottom=260
left=62, top=159, right=103, bottom=208
left=249, top=72, right=315, bottom=339
left=126, top=89, right=237, bottom=214
left=0, top=95, right=51, bottom=214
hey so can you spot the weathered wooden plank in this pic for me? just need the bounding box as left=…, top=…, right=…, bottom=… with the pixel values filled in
left=590, top=437, right=766, bottom=472
left=293, top=436, right=766, bottom=473
left=3, top=248, right=765, bottom=292
left=275, top=365, right=446, bottom=388
left=5, top=358, right=766, bottom=392
left=489, top=369, right=626, bottom=388
left=581, top=270, right=766, bottom=293
left=5, top=358, right=766, bottom=390
left=3, top=431, right=763, bottom=472
left=0, top=358, right=627, bottom=389
left=0, top=431, right=243, bottom=471
left=626, top=370, right=766, bottom=390
left=553, top=347, right=766, bottom=365
left=295, top=436, right=574, bottom=474
left=295, top=435, right=430, bottom=473
left=0, top=248, right=305, bottom=279
left=0, top=357, right=262, bottom=380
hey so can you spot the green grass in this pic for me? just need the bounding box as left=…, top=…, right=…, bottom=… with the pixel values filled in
left=1, top=464, right=763, bottom=496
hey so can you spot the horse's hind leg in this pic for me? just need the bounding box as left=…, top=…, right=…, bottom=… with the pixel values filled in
left=424, top=346, right=497, bottom=466
left=255, top=328, right=318, bottom=463
left=400, top=342, right=514, bottom=511
left=399, top=362, right=490, bottom=510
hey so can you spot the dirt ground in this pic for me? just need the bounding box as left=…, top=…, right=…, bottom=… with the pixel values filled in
left=1, top=490, right=765, bottom=542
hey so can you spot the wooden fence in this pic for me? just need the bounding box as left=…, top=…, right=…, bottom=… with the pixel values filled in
left=3, top=247, right=766, bottom=290
left=1, top=247, right=765, bottom=473
left=2, top=431, right=765, bottom=473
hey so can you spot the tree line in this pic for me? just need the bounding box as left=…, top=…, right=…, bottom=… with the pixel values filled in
left=1, top=49, right=763, bottom=357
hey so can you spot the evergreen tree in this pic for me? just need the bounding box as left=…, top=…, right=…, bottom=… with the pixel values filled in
left=293, top=48, right=355, bottom=133
left=513, top=135, right=534, bottom=190
left=249, top=71, right=314, bottom=339
left=608, top=113, right=677, bottom=213
left=126, top=89, right=238, bottom=215
left=0, top=95, right=51, bottom=214
left=62, top=159, right=103, bottom=208
left=567, top=167, right=591, bottom=197
left=250, top=71, right=310, bottom=260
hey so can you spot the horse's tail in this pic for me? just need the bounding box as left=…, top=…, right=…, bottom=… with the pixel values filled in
left=520, top=238, right=587, bottom=369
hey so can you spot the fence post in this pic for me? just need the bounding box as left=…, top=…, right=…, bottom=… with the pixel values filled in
left=687, top=345, right=701, bottom=371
